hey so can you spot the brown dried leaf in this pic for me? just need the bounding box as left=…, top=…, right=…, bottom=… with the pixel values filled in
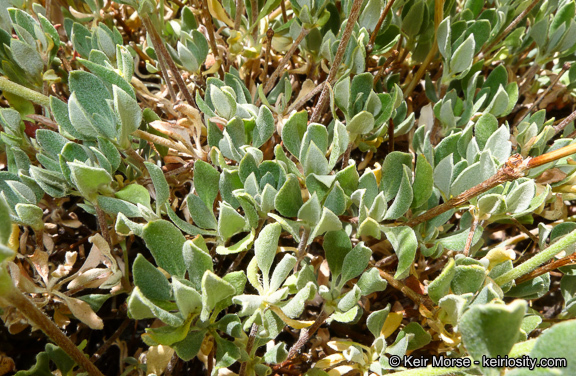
left=28, top=250, right=50, bottom=286
left=146, top=345, right=175, bottom=376
left=60, top=295, right=104, bottom=330
left=536, top=168, right=567, bottom=184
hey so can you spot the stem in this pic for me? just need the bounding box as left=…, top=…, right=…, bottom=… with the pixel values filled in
left=2, top=287, right=105, bottom=376
left=0, top=77, right=50, bottom=106
left=405, top=155, right=527, bottom=227
left=277, top=308, right=329, bottom=369
left=526, top=142, right=576, bottom=169
left=552, top=106, right=576, bottom=135
left=90, top=318, right=130, bottom=362
left=238, top=323, right=259, bottom=376
left=518, top=63, right=541, bottom=94
left=403, top=0, right=443, bottom=97
left=264, top=28, right=274, bottom=81
left=251, top=0, right=259, bottom=41
left=463, top=217, right=479, bottom=257
left=142, top=16, right=195, bottom=105
left=509, top=217, right=539, bottom=245
left=368, top=0, right=397, bottom=47
left=94, top=204, right=111, bottom=248
left=378, top=270, right=433, bottom=310
left=133, top=129, right=192, bottom=154
left=200, top=0, right=224, bottom=79
left=234, top=0, right=244, bottom=30
left=295, top=227, right=311, bottom=271
left=516, top=252, right=576, bottom=285
left=261, top=27, right=310, bottom=96
left=156, top=48, right=179, bottom=102
left=494, top=229, right=576, bottom=286
left=341, top=141, right=354, bottom=169
left=525, top=63, right=571, bottom=125
left=280, top=0, right=288, bottom=23
left=478, top=0, right=539, bottom=59
left=123, top=145, right=146, bottom=167
left=310, top=0, right=364, bottom=123
left=286, top=82, right=325, bottom=113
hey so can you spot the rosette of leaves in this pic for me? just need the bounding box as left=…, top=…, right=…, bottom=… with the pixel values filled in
left=0, top=7, right=60, bottom=90
left=317, top=230, right=387, bottom=323
left=333, top=73, right=413, bottom=153
left=289, top=0, right=331, bottom=29
left=527, top=0, right=576, bottom=65
left=68, top=21, right=123, bottom=63
left=428, top=64, right=518, bottom=138
left=126, top=235, right=248, bottom=371
left=203, top=76, right=277, bottom=161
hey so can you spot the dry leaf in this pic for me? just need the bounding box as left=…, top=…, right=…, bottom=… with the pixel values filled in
left=146, top=345, right=175, bottom=376
left=59, top=295, right=104, bottom=330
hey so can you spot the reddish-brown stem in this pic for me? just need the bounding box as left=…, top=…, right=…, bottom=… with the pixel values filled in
left=261, top=27, right=310, bottom=97
left=406, top=143, right=576, bottom=228
left=368, top=0, right=397, bottom=47
left=463, top=217, right=479, bottom=257
left=276, top=309, right=329, bottom=370
left=310, top=0, right=365, bottom=123
left=264, top=28, right=274, bottom=81
left=479, top=0, right=539, bottom=59
left=516, top=253, right=576, bottom=285
left=90, top=318, right=130, bottom=363
left=142, top=16, right=195, bottom=105
left=553, top=107, right=576, bottom=135
left=94, top=205, right=111, bottom=248
left=199, top=0, right=224, bottom=79
left=378, top=269, right=434, bottom=309
left=3, top=288, right=105, bottom=376
left=234, top=0, right=244, bottom=30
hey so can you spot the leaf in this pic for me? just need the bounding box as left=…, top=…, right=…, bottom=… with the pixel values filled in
left=412, top=154, right=433, bottom=208
left=172, top=278, right=202, bottom=317
left=187, top=194, right=218, bottom=230
left=383, top=165, right=413, bottom=220
left=437, top=17, right=451, bottom=59
left=402, top=0, right=425, bottom=38
left=328, top=121, right=350, bottom=169
left=339, top=243, right=371, bottom=286
left=253, top=105, right=275, bottom=148
left=309, top=207, right=343, bottom=242
left=323, top=230, right=352, bottom=279
left=132, top=254, right=172, bottom=301
left=62, top=296, right=104, bottom=330
left=450, top=34, right=475, bottom=74
left=274, top=174, right=303, bottom=217
left=183, top=239, right=213, bottom=291
left=281, top=111, right=308, bottom=158
left=403, top=322, right=432, bottom=351
left=68, top=162, right=112, bottom=202
left=380, top=152, right=412, bottom=201
left=506, top=180, right=536, bottom=214
left=194, top=160, right=220, bottom=207
left=346, top=111, right=375, bottom=135
left=144, top=162, right=170, bottom=211
left=451, top=265, right=486, bottom=295
left=218, top=202, right=246, bottom=240
left=0, top=196, right=12, bottom=245
left=269, top=254, right=297, bottom=292
left=113, top=85, right=141, bottom=148
left=210, top=86, right=236, bottom=119
left=216, top=231, right=255, bottom=255
left=382, top=226, right=417, bottom=279
left=10, top=39, right=43, bottom=78
left=460, top=300, right=527, bottom=376
left=255, top=223, right=281, bottom=290
left=357, top=268, right=387, bottom=296
left=303, top=142, right=329, bottom=175
left=367, top=305, right=391, bottom=338
left=115, top=184, right=151, bottom=208
left=172, top=330, right=206, bottom=361
left=475, top=113, right=498, bottom=150
left=201, top=271, right=236, bottom=321
left=297, top=193, right=321, bottom=224
left=484, top=125, right=511, bottom=164
left=142, top=220, right=186, bottom=278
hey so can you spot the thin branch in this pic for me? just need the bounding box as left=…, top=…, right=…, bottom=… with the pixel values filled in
left=378, top=269, right=434, bottom=310
left=368, top=0, right=397, bottom=47
left=340, top=141, right=354, bottom=169
left=141, top=16, right=195, bottom=105
left=276, top=308, right=329, bottom=370
left=310, top=0, right=365, bottom=123
left=463, top=217, right=479, bottom=257
left=234, top=0, right=244, bottom=30
left=95, top=205, right=111, bottom=248
left=238, top=323, right=259, bottom=376
left=552, top=106, right=576, bottom=135
left=478, top=0, right=539, bottom=59
left=516, top=252, right=576, bottom=285
left=264, top=28, right=274, bottom=81
left=509, top=217, right=539, bottom=245
left=295, top=227, right=311, bottom=271
left=2, top=287, right=105, bottom=376
left=251, top=0, right=259, bottom=41
left=286, top=82, right=325, bottom=113
left=199, top=0, right=224, bottom=78
left=261, top=27, right=310, bottom=97
left=387, top=119, right=395, bottom=153
left=406, top=143, right=576, bottom=228
left=91, top=318, right=131, bottom=363
left=133, top=129, right=192, bottom=155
